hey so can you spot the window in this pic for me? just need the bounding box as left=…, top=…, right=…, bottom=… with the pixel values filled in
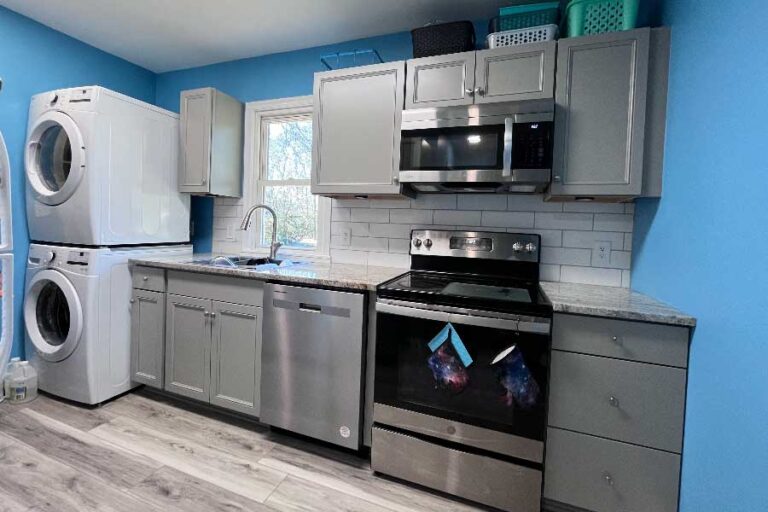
left=243, top=97, right=329, bottom=258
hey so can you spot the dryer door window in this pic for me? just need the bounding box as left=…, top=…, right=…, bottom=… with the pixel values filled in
left=26, top=111, right=86, bottom=206
left=24, top=269, right=84, bottom=362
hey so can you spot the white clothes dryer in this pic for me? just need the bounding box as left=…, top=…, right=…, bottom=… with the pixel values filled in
left=25, top=86, right=190, bottom=246
left=24, top=243, right=191, bottom=404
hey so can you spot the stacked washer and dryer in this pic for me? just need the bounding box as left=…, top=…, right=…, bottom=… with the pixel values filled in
left=24, top=86, right=192, bottom=405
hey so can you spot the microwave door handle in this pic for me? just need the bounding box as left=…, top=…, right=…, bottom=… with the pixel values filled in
left=502, top=117, right=514, bottom=178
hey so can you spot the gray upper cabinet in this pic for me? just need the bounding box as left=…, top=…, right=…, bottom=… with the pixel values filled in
left=210, top=301, right=262, bottom=417
left=130, top=288, right=165, bottom=389
left=164, top=293, right=211, bottom=401
left=405, top=51, right=476, bottom=109
left=550, top=29, right=652, bottom=198
left=406, top=44, right=556, bottom=109
left=179, top=87, right=244, bottom=197
left=312, top=61, right=405, bottom=196
left=475, top=42, right=556, bottom=103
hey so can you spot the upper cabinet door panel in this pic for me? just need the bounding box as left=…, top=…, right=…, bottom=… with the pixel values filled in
left=551, top=29, right=650, bottom=197
left=405, top=52, right=476, bottom=109
left=179, top=89, right=212, bottom=193
left=475, top=42, right=556, bottom=103
left=312, top=61, right=405, bottom=196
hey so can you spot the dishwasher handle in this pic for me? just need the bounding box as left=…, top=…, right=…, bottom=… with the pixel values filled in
left=272, top=298, right=351, bottom=318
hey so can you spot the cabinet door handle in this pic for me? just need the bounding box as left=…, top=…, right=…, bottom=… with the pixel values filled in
left=129, top=299, right=135, bottom=304
left=608, top=395, right=620, bottom=408
left=465, top=88, right=474, bottom=95
left=142, top=276, right=149, bottom=281
left=474, top=86, right=484, bottom=96
left=602, top=471, right=614, bottom=487
left=209, top=312, right=216, bottom=319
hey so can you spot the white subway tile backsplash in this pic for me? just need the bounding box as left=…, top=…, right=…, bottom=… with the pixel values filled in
left=563, top=202, right=626, bottom=214
left=535, top=212, right=593, bottom=231
left=563, top=231, right=624, bottom=249
left=351, top=236, right=388, bottom=252
left=458, top=194, right=507, bottom=211
left=541, top=247, right=593, bottom=266
left=351, top=208, right=390, bottom=223
left=390, top=209, right=433, bottom=224
left=369, top=223, right=412, bottom=239
left=411, top=195, right=457, bottom=210
left=434, top=210, right=482, bottom=226
left=593, top=214, right=634, bottom=232
left=388, top=239, right=411, bottom=254
left=540, top=264, right=561, bottom=282
left=481, top=211, right=535, bottom=228
left=508, top=195, right=563, bottom=212
left=368, top=252, right=410, bottom=268
left=212, top=193, right=636, bottom=287
left=561, top=266, right=623, bottom=287
left=624, top=232, right=633, bottom=251
left=332, top=207, right=351, bottom=222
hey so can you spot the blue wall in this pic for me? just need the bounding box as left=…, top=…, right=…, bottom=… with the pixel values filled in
left=632, top=2, right=768, bottom=511
left=155, top=23, right=487, bottom=251
left=0, top=6, right=156, bottom=358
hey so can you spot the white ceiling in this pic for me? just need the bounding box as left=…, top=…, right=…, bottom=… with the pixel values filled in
left=1, top=0, right=512, bottom=73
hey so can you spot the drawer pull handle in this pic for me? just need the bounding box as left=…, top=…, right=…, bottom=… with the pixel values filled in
left=609, top=395, right=620, bottom=408
left=602, top=471, right=614, bottom=486
left=143, top=276, right=149, bottom=281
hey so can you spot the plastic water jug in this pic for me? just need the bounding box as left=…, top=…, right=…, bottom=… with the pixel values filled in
left=3, top=358, right=38, bottom=404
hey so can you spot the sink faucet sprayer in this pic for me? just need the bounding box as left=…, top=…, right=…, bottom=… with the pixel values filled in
left=240, top=204, right=282, bottom=260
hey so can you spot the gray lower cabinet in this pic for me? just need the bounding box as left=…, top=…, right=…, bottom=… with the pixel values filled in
left=544, top=313, right=690, bottom=512
left=129, top=289, right=165, bottom=389
left=550, top=28, right=665, bottom=199
left=311, top=61, right=405, bottom=196
left=164, top=294, right=211, bottom=401
left=210, top=301, right=262, bottom=416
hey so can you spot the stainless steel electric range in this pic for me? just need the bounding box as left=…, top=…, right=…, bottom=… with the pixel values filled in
left=372, top=229, right=552, bottom=512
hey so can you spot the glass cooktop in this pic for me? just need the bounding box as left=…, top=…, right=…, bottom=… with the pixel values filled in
left=377, top=271, right=549, bottom=315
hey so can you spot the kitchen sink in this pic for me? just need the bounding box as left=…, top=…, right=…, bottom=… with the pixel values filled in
left=193, top=255, right=298, bottom=269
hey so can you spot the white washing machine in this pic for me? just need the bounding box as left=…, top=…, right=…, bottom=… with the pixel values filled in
left=24, top=243, right=192, bottom=405
left=25, top=86, right=191, bottom=246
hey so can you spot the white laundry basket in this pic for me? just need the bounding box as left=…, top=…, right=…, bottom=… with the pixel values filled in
left=487, top=24, right=558, bottom=48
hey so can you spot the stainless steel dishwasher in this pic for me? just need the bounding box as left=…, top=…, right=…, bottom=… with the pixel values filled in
left=261, top=283, right=366, bottom=449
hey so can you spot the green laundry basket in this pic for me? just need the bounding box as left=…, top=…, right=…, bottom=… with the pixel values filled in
left=565, top=0, right=640, bottom=37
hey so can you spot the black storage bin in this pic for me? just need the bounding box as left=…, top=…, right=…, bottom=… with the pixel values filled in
left=411, top=21, right=476, bottom=58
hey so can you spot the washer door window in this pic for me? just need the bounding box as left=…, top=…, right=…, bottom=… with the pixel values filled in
left=24, top=270, right=84, bottom=362
left=26, top=111, right=85, bottom=205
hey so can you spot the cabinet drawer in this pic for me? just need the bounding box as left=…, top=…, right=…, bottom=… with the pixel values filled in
left=549, top=351, right=686, bottom=453
left=373, top=427, right=542, bottom=512
left=553, top=314, right=689, bottom=368
left=544, top=428, right=680, bottom=512
left=167, top=270, right=263, bottom=306
left=132, top=266, right=166, bottom=292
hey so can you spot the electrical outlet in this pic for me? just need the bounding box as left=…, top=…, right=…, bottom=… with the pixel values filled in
left=593, top=241, right=612, bottom=266
left=226, top=224, right=235, bottom=241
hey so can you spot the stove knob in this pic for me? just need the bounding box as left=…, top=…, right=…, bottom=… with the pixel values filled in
left=512, top=242, right=524, bottom=252
left=413, top=238, right=422, bottom=248
left=525, top=243, right=537, bottom=253
left=424, top=239, right=433, bottom=248
left=42, top=251, right=55, bottom=264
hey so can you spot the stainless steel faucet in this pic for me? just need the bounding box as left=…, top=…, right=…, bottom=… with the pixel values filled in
left=240, top=204, right=282, bottom=260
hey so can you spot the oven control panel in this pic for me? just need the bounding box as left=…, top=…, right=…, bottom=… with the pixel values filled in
left=410, top=229, right=540, bottom=262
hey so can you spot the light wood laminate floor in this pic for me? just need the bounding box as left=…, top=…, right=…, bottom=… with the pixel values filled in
left=0, top=390, right=489, bottom=512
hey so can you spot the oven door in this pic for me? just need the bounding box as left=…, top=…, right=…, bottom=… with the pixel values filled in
left=374, top=299, right=550, bottom=462
left=399, top=114, right=553, bottom=193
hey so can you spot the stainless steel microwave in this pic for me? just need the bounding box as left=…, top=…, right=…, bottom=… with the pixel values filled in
left=399, top=101, right=554, bottom=193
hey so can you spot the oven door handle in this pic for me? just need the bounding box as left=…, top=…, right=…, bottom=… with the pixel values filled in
left=502, top=117, right=513, bottom=178
left=376, top=301, right=549, bottom=334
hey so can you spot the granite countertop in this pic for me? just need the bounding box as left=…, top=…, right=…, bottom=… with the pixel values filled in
left=130, top=254, right=405, bottom=291
left=540, top=281, right=696, bottom=328
left=131, top=255, right=695, bottom=326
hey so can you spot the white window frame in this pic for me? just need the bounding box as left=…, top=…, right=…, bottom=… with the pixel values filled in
left=241, top=96, right=330, bottom=261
